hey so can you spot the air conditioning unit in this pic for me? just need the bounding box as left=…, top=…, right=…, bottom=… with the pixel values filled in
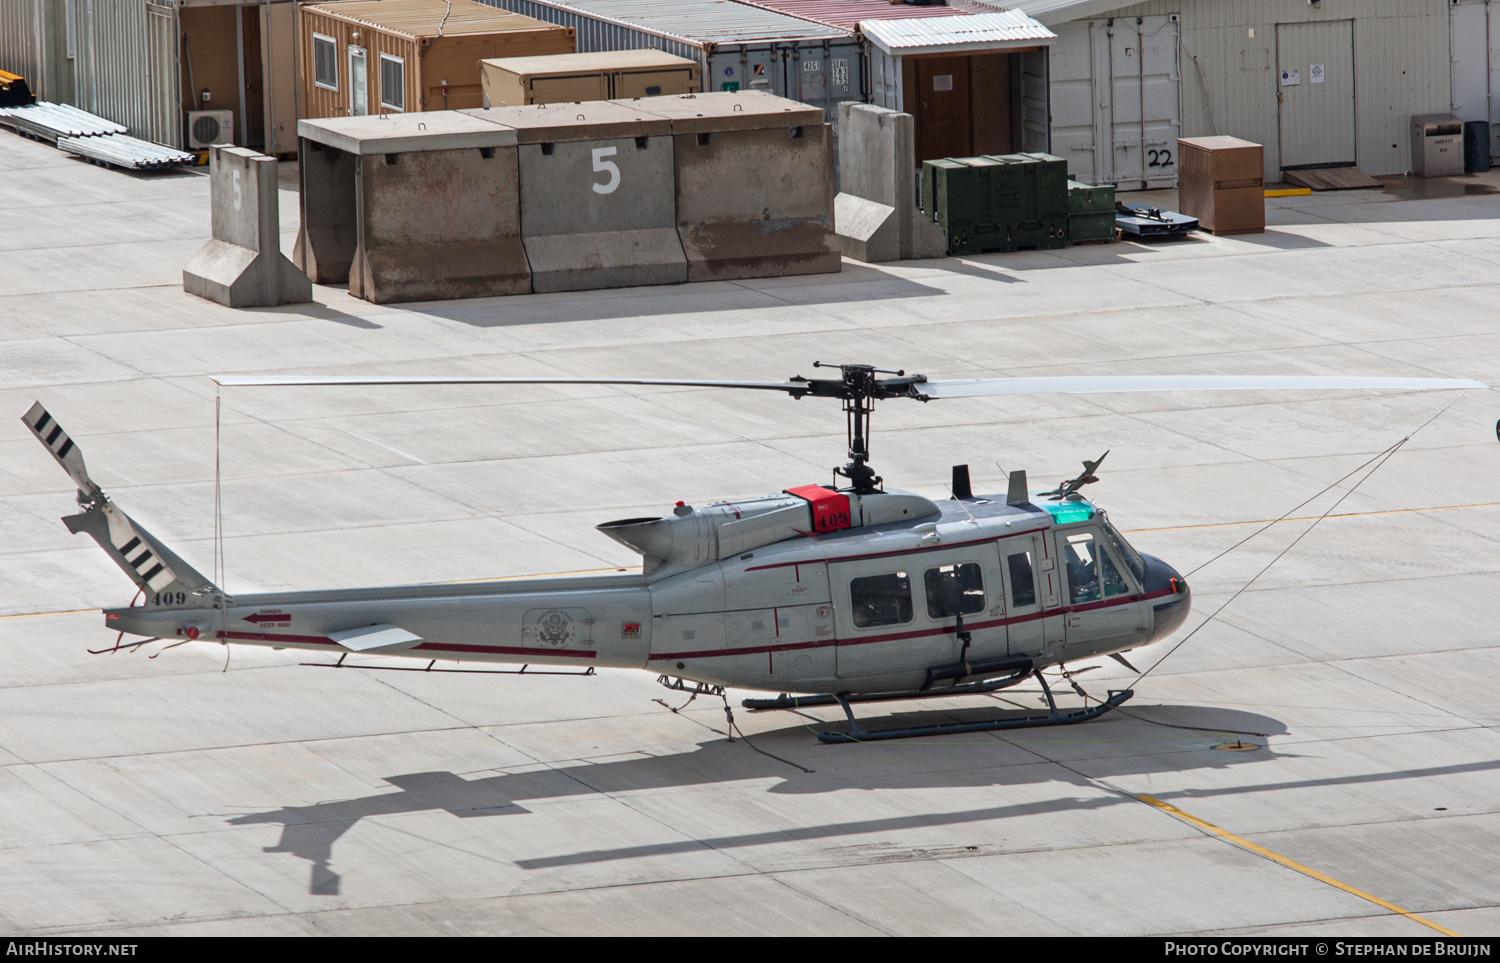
left=186, top=110, right=233, bottom=150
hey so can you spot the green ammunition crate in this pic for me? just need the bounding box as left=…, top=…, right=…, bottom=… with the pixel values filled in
left=1067, top=179, right=1115, bottom=216
left=923, top=153, right=1069, bottom=255
left=1067, top=179, right=1117, bottom=242
left=981, top=152, right=1068, bottom=251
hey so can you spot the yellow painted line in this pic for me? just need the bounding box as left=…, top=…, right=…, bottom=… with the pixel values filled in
left=1266, top=187, right=1312, bottom=197
left=1125, top=501, right=1500, bottom=535
left=0, top=608, right=96, bottom=620
left=1137, top=795, right=1461, bottom=937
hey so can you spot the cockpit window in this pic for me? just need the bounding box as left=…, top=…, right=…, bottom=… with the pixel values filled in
left=1098, top=512, right=1146, bottom=584
left=850, top=572, right=913, bottom=628
left=1064, top=532, right=1130, bottom=604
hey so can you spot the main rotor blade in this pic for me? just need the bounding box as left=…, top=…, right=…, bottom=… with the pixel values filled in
left=212, top=374, right=806, bottom=392
left=915, top=375, right=1486, bottom=399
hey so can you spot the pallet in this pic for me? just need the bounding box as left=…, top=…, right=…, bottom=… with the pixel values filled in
left=1283, top=167, right=1381, bottom=191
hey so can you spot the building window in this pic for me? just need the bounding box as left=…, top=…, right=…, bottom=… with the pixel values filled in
left=379, top=54, right=405, bottom=111
left=313, top=34, right=337, bottom=91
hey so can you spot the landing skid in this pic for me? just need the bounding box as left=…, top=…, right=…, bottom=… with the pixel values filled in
left=742, top=672, right=1030, bottom=712
left=818, top=671, right=1133, bottom=744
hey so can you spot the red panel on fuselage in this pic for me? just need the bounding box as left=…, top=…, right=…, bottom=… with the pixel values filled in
left=785, top=485, right=852, bottom=533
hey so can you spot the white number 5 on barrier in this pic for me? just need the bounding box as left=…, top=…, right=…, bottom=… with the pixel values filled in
left=591, top=146, right=620, bottom=195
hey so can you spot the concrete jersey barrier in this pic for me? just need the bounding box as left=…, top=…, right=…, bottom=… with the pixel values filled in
left=463, top=101, right=686, bottom=293
left=184, top=146, right=313, bottom=308
left=294, top=112, right=526, bottom=304
left=638, top=91, right=837, bottom=282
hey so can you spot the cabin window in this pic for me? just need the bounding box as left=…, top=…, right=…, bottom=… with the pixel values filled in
left=924, top=563, right=985, bottom=619
left=1064, top=532, right=1129, bottom=604
left=313, top=34, right=338, bottom=91
left=1007, top=552, right=1036, bottom=608
left=379, top=53, right=405, bottom=111
left=850, top=572, right=913, bottom=628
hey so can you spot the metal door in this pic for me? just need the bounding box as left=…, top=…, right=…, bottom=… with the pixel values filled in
left=1449, top=0, right=1499, bottom=159
left=1100, top=16, right=1180, bottom=188
left=832, top=556, right=957, bottom=681
left=1057, top=527, right=1142, bottom=655
left=348, top=46, right=368, bottom=116
left=1276, top=19, right=1355, bottom=169
left=999, top=532, right=1065, bottom=657
left=1019, top=47, right=1051, bottom=155
left=1048, top=21, right=1097, bottom=180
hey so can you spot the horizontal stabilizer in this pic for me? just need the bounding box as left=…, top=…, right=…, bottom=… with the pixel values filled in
left=329, top=624, right=423, bottom=652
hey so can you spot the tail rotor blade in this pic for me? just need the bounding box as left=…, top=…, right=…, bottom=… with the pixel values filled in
left=22, top=402, right=94, bottom=494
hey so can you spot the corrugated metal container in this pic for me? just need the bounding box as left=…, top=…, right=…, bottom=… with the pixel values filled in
left=1004, top=0, right=1451, bottom=181
left=737, top=0, right=970, bottom=32
left=300, top=0, right=575, bottom=120
left=0, top=0, right=45, bottom=99
left=477, top=0, right=862, bottom=130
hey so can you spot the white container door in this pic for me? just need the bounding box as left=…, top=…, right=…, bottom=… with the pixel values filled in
left=1449, top=0, right=1498, bottom=160
left=1276, top=19, right=1355, bottom=170
left=1048, top=21, right=1098, bottom=181
left=1050, top=16, right=1181, bottom=187
left=348, top=46, right=368, bottom=116
left=1102, top=15, right=1181, bottom=189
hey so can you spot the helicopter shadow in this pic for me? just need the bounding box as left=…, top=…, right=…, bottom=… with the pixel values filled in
left=228, top=700, right=1308, bottom=895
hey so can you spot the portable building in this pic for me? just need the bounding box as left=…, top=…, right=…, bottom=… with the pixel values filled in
left=300, top=0, right=574, bottom=121
left=480, top=49, right=699, bottom=106
left=0, top=0, right=298, bottom=152
left=476, top=0, right=861, bottom=129
left=999, top=0, right=1456, bottom=187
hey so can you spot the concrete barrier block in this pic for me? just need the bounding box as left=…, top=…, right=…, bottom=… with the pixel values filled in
left=834, top=102, right=943, bottom=262
left=294, top=139, right=357, bottom=284
left=641, top=92, right=838, bottom=282
left=185, top=145, right=312, bottom=307
left=469, top=103, right=686, bottom=293
left=296, top=112, right=527, bottom=303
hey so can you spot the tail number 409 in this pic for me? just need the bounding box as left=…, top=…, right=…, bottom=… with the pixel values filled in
left=592, top=147, right=620, bottom=194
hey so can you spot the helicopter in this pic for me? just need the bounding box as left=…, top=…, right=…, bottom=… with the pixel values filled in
left=23, top=363, right=1485, bottom=742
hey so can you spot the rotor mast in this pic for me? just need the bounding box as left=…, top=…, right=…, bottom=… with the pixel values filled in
left=799, top=362, right=928, bottom=495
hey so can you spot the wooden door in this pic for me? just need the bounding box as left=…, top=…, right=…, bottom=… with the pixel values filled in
left=914, top=56, right=971, bottom=163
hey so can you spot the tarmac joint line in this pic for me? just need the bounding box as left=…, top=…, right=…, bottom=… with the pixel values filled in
left=1135, top=794, right=1461, bottom=937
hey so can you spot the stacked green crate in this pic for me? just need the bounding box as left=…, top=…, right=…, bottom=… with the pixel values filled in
left=922, top=152, right=1070, bottom=255
left=1066, top=179, right=1117, bottom=242
left=982, top=152, right=1068, bottom=251
left=922, top=157, right=1001, bottom=255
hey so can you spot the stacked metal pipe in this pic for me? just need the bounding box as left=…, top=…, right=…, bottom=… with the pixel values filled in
left=0, top=101, right=128, bottom=138
left=57, top=133, right=196, bottom=171
left=0, top=102, right=194, bottom=171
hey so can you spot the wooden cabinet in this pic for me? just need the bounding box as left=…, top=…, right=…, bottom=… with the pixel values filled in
left=1177, top=136, right=1264, bottom=235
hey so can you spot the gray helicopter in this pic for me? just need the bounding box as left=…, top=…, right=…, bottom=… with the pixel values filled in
left=23, top=363, right=1484, bottom=742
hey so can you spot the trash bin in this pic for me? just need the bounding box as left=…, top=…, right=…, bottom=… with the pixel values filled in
left=1464, top=120, right=1491, bottom=174
left=1411, top=114, right=1464, bottom=177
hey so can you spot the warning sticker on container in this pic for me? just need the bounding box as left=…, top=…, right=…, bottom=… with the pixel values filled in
left=1280, top=68, right=1300, bottom=87
left=1309, top=63, right=1324, bottom=84
left=933, top=74, right=954, bottom=92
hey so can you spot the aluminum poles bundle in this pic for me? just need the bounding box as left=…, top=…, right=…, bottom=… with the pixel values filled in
left=57, top=133, right=195, bottom=170
left=0, top=102, right=128, bottom=139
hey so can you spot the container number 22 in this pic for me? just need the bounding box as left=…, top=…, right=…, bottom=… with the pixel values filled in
left=592, top=146, right=620, bottom=194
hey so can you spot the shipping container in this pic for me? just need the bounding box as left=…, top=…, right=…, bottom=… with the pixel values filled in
left=481, top=49, right=698, bottom=106
left=476, top=0, right=863, bottom=131
left=861, top=11, right=1056, bottom=166
left=300, top=0, right=575, bottom=121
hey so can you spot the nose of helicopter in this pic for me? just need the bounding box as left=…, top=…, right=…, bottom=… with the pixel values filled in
left=1141, top=554, right=1191, bottom=642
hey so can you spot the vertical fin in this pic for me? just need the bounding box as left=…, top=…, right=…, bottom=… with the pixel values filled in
left=1007, top=470, right=1029, bottom=507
